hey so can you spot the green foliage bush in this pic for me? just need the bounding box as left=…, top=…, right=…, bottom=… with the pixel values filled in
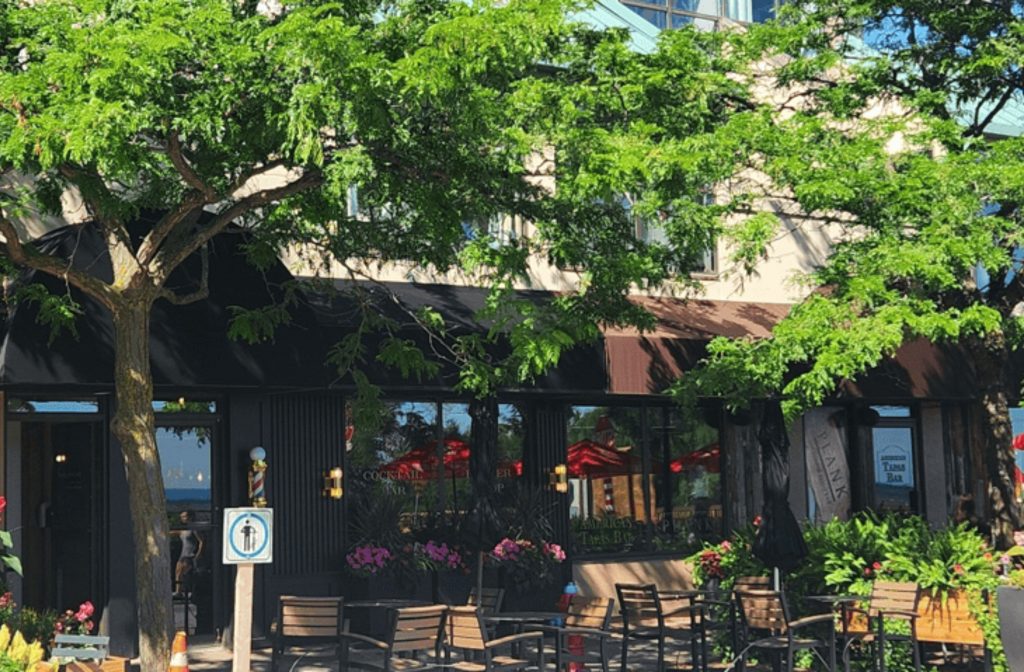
left=687, top=513, right=1004, bottom=671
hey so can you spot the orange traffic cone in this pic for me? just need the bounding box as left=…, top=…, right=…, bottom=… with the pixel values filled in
left=169, top=631, right=189, bottom=672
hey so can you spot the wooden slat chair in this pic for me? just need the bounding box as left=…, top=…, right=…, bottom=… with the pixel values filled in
left=615, top=583, right=701, bottom=672
left=837, top=581, right=921, bottom=672
left=734, top=589, right=836, bottom=672
left=339, top=604, right=447, bottom=672
left=539, top=596, right=615, bottom=672
left=52, top=634, right=110, bottom=661
left=468, top=587, right=505, bottom=616
left=730, top=577, right=772, bottom=654
left=270, top=595, right=345, bottom=672
left=445, top=605, right=544, bottom=671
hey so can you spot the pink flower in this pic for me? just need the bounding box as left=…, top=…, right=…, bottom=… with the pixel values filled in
left=75, top=601, right=94, bottom=622
left=0, top=592, right=13, bottom=609
left=954, top=564, right=964, bottom=575
left=545, top=543, right=566, bottom=562
left=0, top=496, right=6, bottom=515
left=1001, top=554, right=1011, bottom=565
left=872, top=562, right=882, bottom=571
left=864, top=567, right=872, bottom=577
left=720, top=540, right=732, bottom=552
left=752, top=515, right=762, bottom=528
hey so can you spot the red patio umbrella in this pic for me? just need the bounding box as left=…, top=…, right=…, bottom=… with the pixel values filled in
left=377, top=438, right=470, bottom=481
left=669, top=443, right=721, bottom=474
left=567, top=439, right=637, bottom=477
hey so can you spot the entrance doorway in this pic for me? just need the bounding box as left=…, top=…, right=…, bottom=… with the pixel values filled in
left=18, top=420, right=104, bottom=614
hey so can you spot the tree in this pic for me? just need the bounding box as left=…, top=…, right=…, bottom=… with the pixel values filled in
left=679, top=1, right=1024, bottom=545
left=0, top=1, right=767, bottom=666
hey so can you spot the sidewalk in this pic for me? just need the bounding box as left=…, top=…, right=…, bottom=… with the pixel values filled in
left=186, top=639, right=691, bottom=671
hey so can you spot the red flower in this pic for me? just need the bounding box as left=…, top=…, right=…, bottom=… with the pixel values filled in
left=872, top=561, right=882, bottom=570
left=753, top=515, right=763, bottom=528
left=984, top=552, right=993, bottom=561
left=954, top=564, right=964, bottom=575
left=0, top=496, right=6, bottom=514
left=75, top=601, right=94, bottom=622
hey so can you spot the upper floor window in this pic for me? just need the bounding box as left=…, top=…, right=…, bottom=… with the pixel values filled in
left=462, top=213, right=521, bottom=247
left=624, top=193, right=718, bottom=275
left=621, top=0, right=782, bottom=30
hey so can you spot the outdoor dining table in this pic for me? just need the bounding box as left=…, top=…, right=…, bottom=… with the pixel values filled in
left=345, top=598, right=433, bottom=609
left=482, top=611, right=566, bottom=657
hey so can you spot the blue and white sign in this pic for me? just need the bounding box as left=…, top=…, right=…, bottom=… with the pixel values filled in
left=223, top=508, right=273, bottom=564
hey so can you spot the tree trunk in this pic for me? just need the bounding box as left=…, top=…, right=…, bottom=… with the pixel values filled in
left=110, top=298, right=172, bottom=671
left=968, top=333, right=1023, bottom=548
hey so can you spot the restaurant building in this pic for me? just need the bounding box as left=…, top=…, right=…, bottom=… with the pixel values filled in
left=1, top=0, right=1022, bottom=658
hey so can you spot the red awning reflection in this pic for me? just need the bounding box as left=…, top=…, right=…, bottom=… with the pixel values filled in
left=377, top=438, right=471, bottom=481
left=669, top=443, right=720, bottom=474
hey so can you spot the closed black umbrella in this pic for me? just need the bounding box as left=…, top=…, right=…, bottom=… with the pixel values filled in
left=753, top=400, right=808, bottom=577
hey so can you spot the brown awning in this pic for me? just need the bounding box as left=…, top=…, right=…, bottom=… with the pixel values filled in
left=603, top=298, right=791, bottom=395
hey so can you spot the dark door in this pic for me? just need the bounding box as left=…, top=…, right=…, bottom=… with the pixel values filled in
left=21, top=421, right=103, bottom=613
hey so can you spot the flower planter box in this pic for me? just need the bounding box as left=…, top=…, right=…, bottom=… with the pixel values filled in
left=914, top=589, right=984, bottom=646
left=35, top=658, right=128, bottom=672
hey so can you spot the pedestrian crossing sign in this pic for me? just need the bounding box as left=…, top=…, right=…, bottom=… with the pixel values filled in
left=223, top=508, right=273, bottom=564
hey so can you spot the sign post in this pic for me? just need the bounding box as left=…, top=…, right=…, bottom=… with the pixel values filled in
left=223, top=507, right=273, bottom=672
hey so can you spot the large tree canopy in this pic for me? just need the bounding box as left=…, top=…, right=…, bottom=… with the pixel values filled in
left=680, top=0, right=1024, bottom=545
left=0, top=1, right=769, bottom=665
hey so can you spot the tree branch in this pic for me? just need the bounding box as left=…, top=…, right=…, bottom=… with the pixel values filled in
left=0, top=214, right=117, bottom=309
left=967, top=84, right=1018, bottom=138
left=137, top=194, right=206, bottom=267
left=167, top=133, right=218, bottom=201
left=152, top=169, right=323, bottom=284
left=158, top=243, right=209, bottom=306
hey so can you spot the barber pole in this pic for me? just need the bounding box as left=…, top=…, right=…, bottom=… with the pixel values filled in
left=248, top=446, right=267, bottom=507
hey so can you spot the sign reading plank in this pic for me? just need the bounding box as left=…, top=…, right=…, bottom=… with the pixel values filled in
left=803, top=408, right=851, bottom=523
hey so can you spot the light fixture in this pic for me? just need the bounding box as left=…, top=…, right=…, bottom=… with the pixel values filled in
left=549, top=463, right=568, bottom=493
left=54, top=453, right=67, bottom=464
left=323, top=467, right=344, bottom=500
left=248, top=446, right=268, bottom=507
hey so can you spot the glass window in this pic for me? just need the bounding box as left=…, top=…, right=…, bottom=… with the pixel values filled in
left=7, top=399, right=99, bottom=413
left=159, top=427, right=213, bottom=517
left=870, top=426, right=916, bottom=513
left=625, top=5, right=667, bottom=29
left=567, top=406, right=652, bottom=554
left=655, top=408, right=722, bottom=548
left=873, top=405, right=912, bottom=418
left=153, top=399, right=217, bottom=413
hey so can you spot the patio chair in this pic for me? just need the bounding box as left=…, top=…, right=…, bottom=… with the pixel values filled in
left=615, top=583, right=702, bottom=672
left=444, top=605, right=545, bottom=671
left=468, top=587, right=506, bottom=616
left=837, top=581, right=921, bottom=672
left=270, top=595, right=345, bottom=672
left=339, top=604, right=447, bottom=672
left=734, top=589, right=836, bottom=672
left=539, top=596, right=615, bottom=672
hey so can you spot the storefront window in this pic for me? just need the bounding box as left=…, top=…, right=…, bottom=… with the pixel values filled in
left=347, top=400, right=526, bottom=542
left=868, top=406, right=917, bottom=514
left=655, top=408, right=721, bottom=548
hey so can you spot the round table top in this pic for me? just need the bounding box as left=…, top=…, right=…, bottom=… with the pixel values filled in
left=345, top=598, right=431, bottom=609
left=805, top=594, right=860, bottom=604
left=483, top=611, right=566, bottom=623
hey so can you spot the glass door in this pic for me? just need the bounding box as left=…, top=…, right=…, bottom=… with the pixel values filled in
left=157, top=423, right=216, bottom=636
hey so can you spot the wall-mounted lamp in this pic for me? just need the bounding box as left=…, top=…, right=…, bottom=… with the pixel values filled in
left=54, top=453, right=68, bottom=464
left=248, top=446, right=268, bottom=507
left=550, top=463, right=568, bottom=493
left=323, top=467, right=344, bottom=500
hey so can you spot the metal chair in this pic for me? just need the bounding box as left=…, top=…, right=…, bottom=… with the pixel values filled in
left=339, top=604, right=447, bottom=672
left=734, top=589, right=836, bottom=672
left=270, top=595, right=345, bottom=672
left=444, top=605, right=545, bottom=671
left=615, top=583, right=702, bottom=672
left=837, top=581, right=921, bottom=672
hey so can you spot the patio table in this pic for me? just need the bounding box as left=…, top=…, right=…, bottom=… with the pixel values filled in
left=345, top=598, right=432, bottom=609
left=482, top=611, right=565, bottom=657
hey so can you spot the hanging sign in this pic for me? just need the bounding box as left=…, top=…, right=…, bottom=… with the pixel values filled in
left=223, top=507, right=273, bottom=564
left=875, top=443, right=913, bottom=487
left=804, top=408, right=851, bottom=523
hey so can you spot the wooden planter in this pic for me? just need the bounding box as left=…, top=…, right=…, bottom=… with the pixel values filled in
left=35, top=658, right=128, bottom=672
left=914, top=589, right=984, bottom=646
